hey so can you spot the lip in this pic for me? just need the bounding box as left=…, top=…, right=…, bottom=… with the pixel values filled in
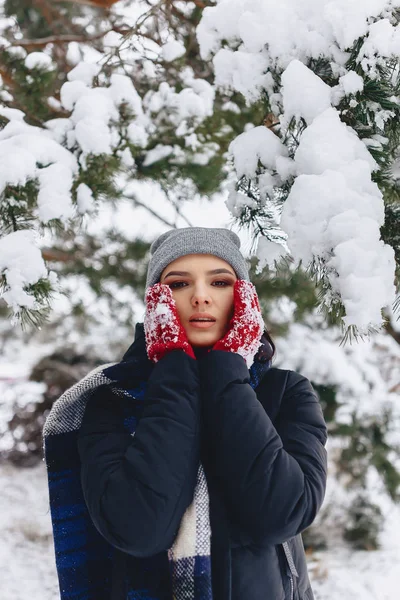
left=189, top=320, right=216, bottom=329
left=189, top=313, right=216, bottom=329
left=189, top=313, right=216, bottom=321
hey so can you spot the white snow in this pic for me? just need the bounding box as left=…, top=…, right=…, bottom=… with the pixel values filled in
left=109, top=73, right=144, bottom=117
left=0, top=463, right=59, bottom=599
left=0, top=107, right=25, bottom=121
left=60, top=70, right=150, bottom=158
left=0, top=230, right=49, bottom=313
left=197, top=3, right=399, bottom=331
left=255, top=236, right=288, bottom=271
left=24, top=52, right=53, bottom=70
left=0, top=122, right=78, bottom=314
left=59, top=80, right=88, bottom=111
left=0, top=142, right=37, bottom=193
left=229, top=125, right=287, bottom=178
left=67, top=61, right=100, bottom=85
left=338, top=71, right=364, bottom=96
left=225, top=188, right=257, bottom=218
left=0, top=50, right=219, bottom=319
left=76, top=183, right=95, bottom=214
left=281, top=60, right=332, bottom=126
left=221, top=101, right=241, bottom=114
left=213, top=48, right=271, bottom=102
left=144, top=74, right=214, bottom=132
left=127, top=122, right=149, bottom=147
left=359, top=18, right=400, bottom=78
left=197, top=0, right=400, bottom=83
left=118, top=147, right=135, bottom=169
left=71, top=89, right=119, bottom=155
left=37, top=163, right=75, bottom=223
left=191, top=142, right=219, bottom=166
left=331, top=71, right=365, bottom=106
left=6, top=46, right=26, bottom=60
left=280, top=108, right=396, bottom=330
left=142, top=144, right=174, bottom=166
left=292, top=108, right=377, bottom=175
left=162, top=40, right=186, bottom=62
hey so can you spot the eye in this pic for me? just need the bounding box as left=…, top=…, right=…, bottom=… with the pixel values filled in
left=212, top=280, right=231, bottom=287
left=168, top=280, right=231, bottom=289
left=169, top=281, right=187, bottom=289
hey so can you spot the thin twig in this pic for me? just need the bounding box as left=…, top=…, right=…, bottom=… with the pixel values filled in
left=384, top=318, right=400, bottom=345
left=96, top=1, right=165, bottom=76
left=162, top=185, right=194, bottom=227
left=124, top=194, right=177, bottom=229
left=11, top=30, right=113, bottom=48
left=53, top=0, right=119, bottom=7
left=41, top=248, right=74, bottom=263
left=32, top=0, right=58, bottom=33
left=0, top=65, right=15, bottom=88
left=179, top=0, right=208, bottom=8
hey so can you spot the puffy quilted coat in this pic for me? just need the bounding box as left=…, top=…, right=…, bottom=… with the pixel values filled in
left=77, top=325, right=328, bottom=600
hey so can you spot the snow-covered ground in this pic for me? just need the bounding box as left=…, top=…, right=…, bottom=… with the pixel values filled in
left=0, top=462, right=59, bottom=599
left=1, top=460, right=399, bottom=599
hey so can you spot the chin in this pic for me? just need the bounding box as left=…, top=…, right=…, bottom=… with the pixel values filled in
left=192, top=341, right=216, bottom=349
left=190, top=338, right=218, bottom=349
left=187, top=331, right=219, bottom=348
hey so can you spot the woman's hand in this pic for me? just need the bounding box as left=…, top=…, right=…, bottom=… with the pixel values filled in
left=212, top=280, right=264, bottom=367
left=144, top=283, right=196, bottom=363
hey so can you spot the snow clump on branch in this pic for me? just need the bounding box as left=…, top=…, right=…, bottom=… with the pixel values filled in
left=197, top=0, right=399, bottom=332
left=0, top=56, right=217, bottom=322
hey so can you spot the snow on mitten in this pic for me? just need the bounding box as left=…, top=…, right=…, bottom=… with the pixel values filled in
left=144, top=283, right=196, bottom=363
left=212, top=280, right=264, bottom=368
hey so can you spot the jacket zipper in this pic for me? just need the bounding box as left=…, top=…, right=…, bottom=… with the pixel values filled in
left=289, top=574, right=294, bottom=600
left=282, top=541, right=299, bottom=600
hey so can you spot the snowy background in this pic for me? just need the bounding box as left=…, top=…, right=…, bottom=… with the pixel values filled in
left=1, top=0, right=400, bottom=598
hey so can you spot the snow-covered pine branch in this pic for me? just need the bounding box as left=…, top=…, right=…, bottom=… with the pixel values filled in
left=197, top=0, right=400, bottom=335
left=0, top=37, right=217, bottom=326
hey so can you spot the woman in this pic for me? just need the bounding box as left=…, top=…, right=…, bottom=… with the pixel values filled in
left=43, top=226, right=328, bottom=600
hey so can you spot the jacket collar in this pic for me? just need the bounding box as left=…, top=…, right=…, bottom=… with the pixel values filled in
left=104, top=322, right=271, bottom=386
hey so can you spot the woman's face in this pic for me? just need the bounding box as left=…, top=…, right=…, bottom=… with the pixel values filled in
left=160, top=254, right=237, bottom=348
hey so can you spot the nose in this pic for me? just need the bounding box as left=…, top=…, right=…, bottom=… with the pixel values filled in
left=191, top=284, right=211, bottom=306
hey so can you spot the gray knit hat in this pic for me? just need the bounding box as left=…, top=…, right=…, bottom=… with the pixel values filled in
left=145, top=227, right=250, bottom=289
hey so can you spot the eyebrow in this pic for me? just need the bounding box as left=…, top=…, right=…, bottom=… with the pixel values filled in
left=163, top=268, right=236, bottom=280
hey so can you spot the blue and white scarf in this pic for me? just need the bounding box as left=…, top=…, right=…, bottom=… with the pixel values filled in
left=43, top=324, right=272, bottom=599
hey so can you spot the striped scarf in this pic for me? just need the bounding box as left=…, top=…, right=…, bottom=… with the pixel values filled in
left=43, top=325, right=271, bottom=599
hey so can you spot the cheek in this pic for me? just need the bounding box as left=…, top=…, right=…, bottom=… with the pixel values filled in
left=223, top=293, right=235, bottom=322
left=170, top=291, right=182, bottom=313
left=170, top=291, right=189, bottom=323
left=228, top=289, right=235, bottom=310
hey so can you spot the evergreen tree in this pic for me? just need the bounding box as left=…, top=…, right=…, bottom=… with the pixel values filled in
left=0, top=0, right=257, bottom=329
left=1, top=1, right=399, bottom=336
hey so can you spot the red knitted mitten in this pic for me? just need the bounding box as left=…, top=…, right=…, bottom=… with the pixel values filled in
left=144, top=283, right=196, bottom=363
left=212, top=280, right=264, bottom=368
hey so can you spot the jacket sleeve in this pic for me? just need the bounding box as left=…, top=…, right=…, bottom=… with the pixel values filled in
left=199, top=350, right=328, bottom=546
left=77, top=350, right=200, bottom=558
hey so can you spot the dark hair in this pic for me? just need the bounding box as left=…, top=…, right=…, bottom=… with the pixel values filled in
left=265, top=328, right=276, bottom=360
left=254, top=325, right=276, bottom=364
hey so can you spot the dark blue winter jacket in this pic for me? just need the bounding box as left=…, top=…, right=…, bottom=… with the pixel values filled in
left=77, top=324, right=328, bottom=600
